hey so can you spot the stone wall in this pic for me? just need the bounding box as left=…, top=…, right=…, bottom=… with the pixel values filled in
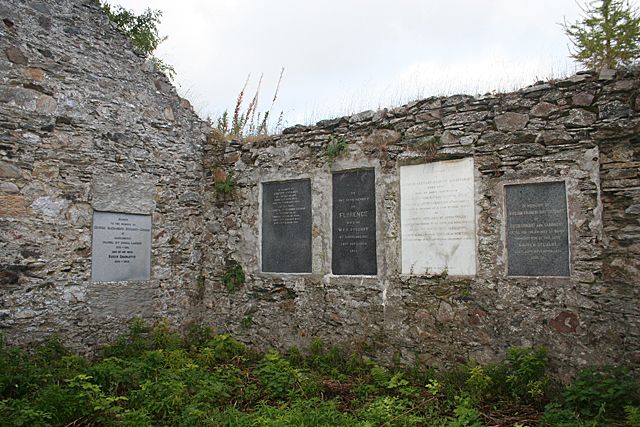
left=201, top=69, right=640, bottom=378
left=0, top=0, right=208, bottom=350
left=1, top=0, right=639, bottom=377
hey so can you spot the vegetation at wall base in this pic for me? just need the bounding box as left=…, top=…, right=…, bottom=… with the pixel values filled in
left=1, top=322, right=639, bottom=426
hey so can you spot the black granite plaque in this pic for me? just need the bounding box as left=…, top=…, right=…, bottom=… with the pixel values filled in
left=262, top=179, right=312, bottom=273
left=505, top=181, right=570, bottom=276
left=332, top=169, right=377, bottom=275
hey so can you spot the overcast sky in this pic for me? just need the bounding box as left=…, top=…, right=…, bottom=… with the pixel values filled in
left=105, top=1, right=634, bottom=127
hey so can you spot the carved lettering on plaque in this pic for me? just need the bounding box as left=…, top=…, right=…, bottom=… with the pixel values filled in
left=332, top=169, right=377, bottom=275
left=91, top=211, right=152, bottom=282
left=400, top=158, right=476, bottom=275
left=505, top=181, right=570, bottom=277
left=262, top=179, right=312, bottom=273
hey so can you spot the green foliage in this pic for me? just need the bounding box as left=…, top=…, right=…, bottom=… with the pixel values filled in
left=504, top=346, right=549, bottom=403
left=538, top=403, right=582, bottom=427
left=240, top=316, right=253, bottom=329
left=465, top=364, right=492, bottom=397
left=563, top=366, right=640, bottom=419
left=2, top=329, right=639, bottom=427
left=255, top=350, right=306, bottom=400
left=198, top=334, right=246, bottom=366
left=183, top=323, right=215, bottom=349
left=101, top=317, right=152, bottom=358
left=214, top=171, right=236, bottom=195
left=358, top=395, right=421, bottom=426
left=626, top=405, right=640, bottom=426
left=100, top=2, right=164, bottom=56
left=100, top=1, right=175, bottom=81
left=222, top=261, right=245, bottom=291
left=326, top=137, right=348, bottom=165
left=149, top=56, right=176, bottom=81
left=152, top=319, right=183, bottom=351
left=563, top=0, right=640, bottom=69
left=446, top=396, right=483, bottom=427
left=249, top=398, right=358, bottom=426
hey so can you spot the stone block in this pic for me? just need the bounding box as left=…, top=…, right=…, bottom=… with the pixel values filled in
left=92, top=173, right=157, bottom=215
left=0, top=195, right=28, bottom=217
left=22, top=67, right=45, bottom=81
left=495, top=112, right=529, bottom=131
left=5, top=46, right=27, bottom=64
left=572, top=92, right=594, bottom=107
left=564, top=109, right=596, bottom=127
left=0, top=161, right=22, bottom=178
left=0, top=182, right=19, bottom=193
left=531, top=102, right=559, bottom=118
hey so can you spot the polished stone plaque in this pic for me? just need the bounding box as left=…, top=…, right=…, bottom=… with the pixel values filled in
left=332, top=169, right=377, bottom=275
left=400, top=158, right=476, bottom=275
left=505, top=181, right=569, bottom=276
left=262, top=179, right=312, bottom=273
left=91, top=211, right=152, bottom=282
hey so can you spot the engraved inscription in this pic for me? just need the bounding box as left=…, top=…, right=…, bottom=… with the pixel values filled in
left=400, top=158, right=476, bottom=275
left=262, top=179, right=312, bottom=273
left=91, top=211, right=152, bottom=282
left=505, top=181, right=570, bottom=277
left=271, top=186, right=305, bottom=225
left=332, top=170, right=377, bottom=275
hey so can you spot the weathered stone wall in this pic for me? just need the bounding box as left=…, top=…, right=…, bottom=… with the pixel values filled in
left=1, top=0, right=639, bottom=377
left=0, top=0, right=208, bottom=350
left=201, top=69, right=640, bottom=378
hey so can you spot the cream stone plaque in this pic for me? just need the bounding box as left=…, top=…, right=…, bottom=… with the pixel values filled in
left=400, top=158, right=476, bottom=275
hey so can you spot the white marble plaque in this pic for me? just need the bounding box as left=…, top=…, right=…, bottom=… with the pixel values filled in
left=400, top=158, right=476, bottom=275
left=91, top=211, right=152, bottom=282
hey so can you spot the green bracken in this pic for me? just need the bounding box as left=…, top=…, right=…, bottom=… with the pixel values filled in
left=0, top=323, right=638, bottom=426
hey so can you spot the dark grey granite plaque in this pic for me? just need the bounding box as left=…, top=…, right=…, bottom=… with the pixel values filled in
left=262, top=179, right=312, bottom=273
left=505, top=181, right=569, bottom=276
left=332, top=169, right=377, bottom=275
left=91, top=211, right=152, bottom=282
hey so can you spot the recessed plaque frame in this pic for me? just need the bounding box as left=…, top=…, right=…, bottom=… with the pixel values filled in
left=91, top=211, right=152, bottom=282
left=400, top=158, right=476, bottom=276
left=504, top=181, right=570, bottom=277
left=332, top=169, right=377, bottom=276
left=261, top=179, right=313, bottom=273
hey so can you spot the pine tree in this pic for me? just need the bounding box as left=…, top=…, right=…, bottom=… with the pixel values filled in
left=563, top=0, right=640, bottom=69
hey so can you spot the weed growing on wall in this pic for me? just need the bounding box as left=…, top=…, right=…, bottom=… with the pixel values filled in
left=326, top=137, right=348, bottom=166
left=413, top=134, right=441, bottom=160
left=222, top=262, right=245, bottom=291
left=214, top=68, right=285, bottom=140
left=214, top=171, right=236, bottom=195
left=1, top=324, right=639, bottom=426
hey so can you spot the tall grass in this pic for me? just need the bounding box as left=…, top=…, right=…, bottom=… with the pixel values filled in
left=213, top=68, right=285, bottom=141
